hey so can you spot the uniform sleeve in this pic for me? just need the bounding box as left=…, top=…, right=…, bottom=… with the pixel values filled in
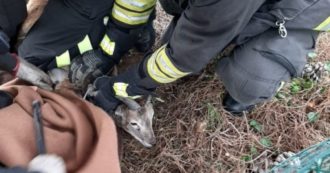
left=107, top=0, right=267, bottom=98
left=110, top=0, right=156, bottom=29
left=142, top=0, right=266, bottom=85
left=98, top=0, right=157, bottom=62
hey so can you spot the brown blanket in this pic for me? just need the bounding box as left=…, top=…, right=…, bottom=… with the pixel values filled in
left=0, top=80, right=121, bottom=173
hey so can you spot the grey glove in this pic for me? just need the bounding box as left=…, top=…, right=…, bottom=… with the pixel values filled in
left=69, top=50, right=115, bottom=91
left=302, top=62, right=326, bottom=82
left=14, top=55, right=53, bottom=90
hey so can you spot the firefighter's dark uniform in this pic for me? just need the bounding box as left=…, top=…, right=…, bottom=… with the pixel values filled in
left=18, top=0, right=156, bottom=71
left=86, top=0, right=330, bottom=114
left=0, top=0, right=26, bottom=72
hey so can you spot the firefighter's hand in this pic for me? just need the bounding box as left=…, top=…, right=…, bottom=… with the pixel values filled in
left=69, top=50, right=115, bottom=91
left=14, top=55, right=53, bottom=90
left=85, top=76, right=121, bottom=114
left=28, top=154, right=66, bottom=173
left=86, top=68, right=155, bottom=113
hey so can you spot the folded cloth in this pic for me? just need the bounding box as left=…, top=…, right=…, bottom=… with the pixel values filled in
left=0, top=79, right=121, bottom=173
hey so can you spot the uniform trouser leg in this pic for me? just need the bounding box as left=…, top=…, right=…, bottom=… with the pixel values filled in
left=216, top=29, right=318, bottom=106
left=0, top=0, right=26, bottom=71
left=18, top=0, right=108, bottom=71
left=0, top=0, right=26, bottom=39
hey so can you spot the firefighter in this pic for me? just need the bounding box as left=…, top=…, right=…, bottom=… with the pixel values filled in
left=18, top=0, right=156, bottom=89
left=69, top=0, right=330, bottom=116
left=0, top=0, right=52, bottom=91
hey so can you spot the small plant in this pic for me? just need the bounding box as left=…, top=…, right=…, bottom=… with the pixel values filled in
left=260, top=137, right=272, bottom=148
left=290, top=78, right=315, bottom=94
left=324, top=61, right=330, bottom=72
left=206, top=103, right=221, bottom=130
left=290, top=79, right=303, bottom=93
left=250, top=146, right=258, bottom=156
left=307, top=112, right=320, bottom=123
left=308, top=52, right=318, bottom=59
left=241, top=155, right=252, bottom=162
left=241, top=146, right=258, bottom=162
left=249, top=120, right=263, bottom=132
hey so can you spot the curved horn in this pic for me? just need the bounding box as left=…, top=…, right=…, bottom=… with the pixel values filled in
left=116, top=96, right=141, bottom=110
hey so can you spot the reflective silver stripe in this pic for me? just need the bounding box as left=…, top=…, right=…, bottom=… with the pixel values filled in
left=116, top=0, right=156, bottom=12
left=156, top=49, right=189, bottom=78
left=119, top=0, right=149, bottom=8
left=147, top=45, right=190, bottom=83
left=112, top=6, right=150, bottom=25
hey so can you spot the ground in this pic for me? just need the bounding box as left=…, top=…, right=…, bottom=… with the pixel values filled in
left=119, top=5, right=330, bottom=173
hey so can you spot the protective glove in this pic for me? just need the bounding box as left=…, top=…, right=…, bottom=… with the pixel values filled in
left=86, top=65, right=155, bottom=113
left=69, top=20, right=148, bottom=91
left=302, top=62, right=326, bottom=83
left=86, top=76, right=121, bottom=114
left=69, top=49, right=115, bottom=90
left=0, top=30, right=52, bottom=90
left=12, top=54, right=53, bottom=90
left=28, top=154, right=66, bottom=173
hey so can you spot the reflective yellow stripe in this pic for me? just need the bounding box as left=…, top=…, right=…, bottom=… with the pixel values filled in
left=56, top=50, right=71, bottom=67
left=112, top=3, right=153, bottom=25
left=116, top=0, right=156, bottom=12
left=314, top=16, right=330, bottom=31
left=113, top=82, right=141, bottom=99
left=156, top=48, right=190, bottom=78
left=147, top=45, right=190, bottom=84
left=100, top=34, right=116, bottom=56
left=77, top=35, right=93, bottom=54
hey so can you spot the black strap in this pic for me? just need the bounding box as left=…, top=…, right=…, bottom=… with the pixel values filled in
left=32, top=100, right=46, bottom=155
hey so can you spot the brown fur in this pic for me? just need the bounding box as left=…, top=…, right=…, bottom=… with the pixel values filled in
left=17, top=0, right=48, bottom=43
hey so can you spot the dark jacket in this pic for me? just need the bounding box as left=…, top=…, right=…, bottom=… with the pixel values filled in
left=0, top=0, right=26, bottom=72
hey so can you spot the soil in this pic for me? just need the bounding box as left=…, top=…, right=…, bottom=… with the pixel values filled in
left=120, top=5, right=330, bottom=173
